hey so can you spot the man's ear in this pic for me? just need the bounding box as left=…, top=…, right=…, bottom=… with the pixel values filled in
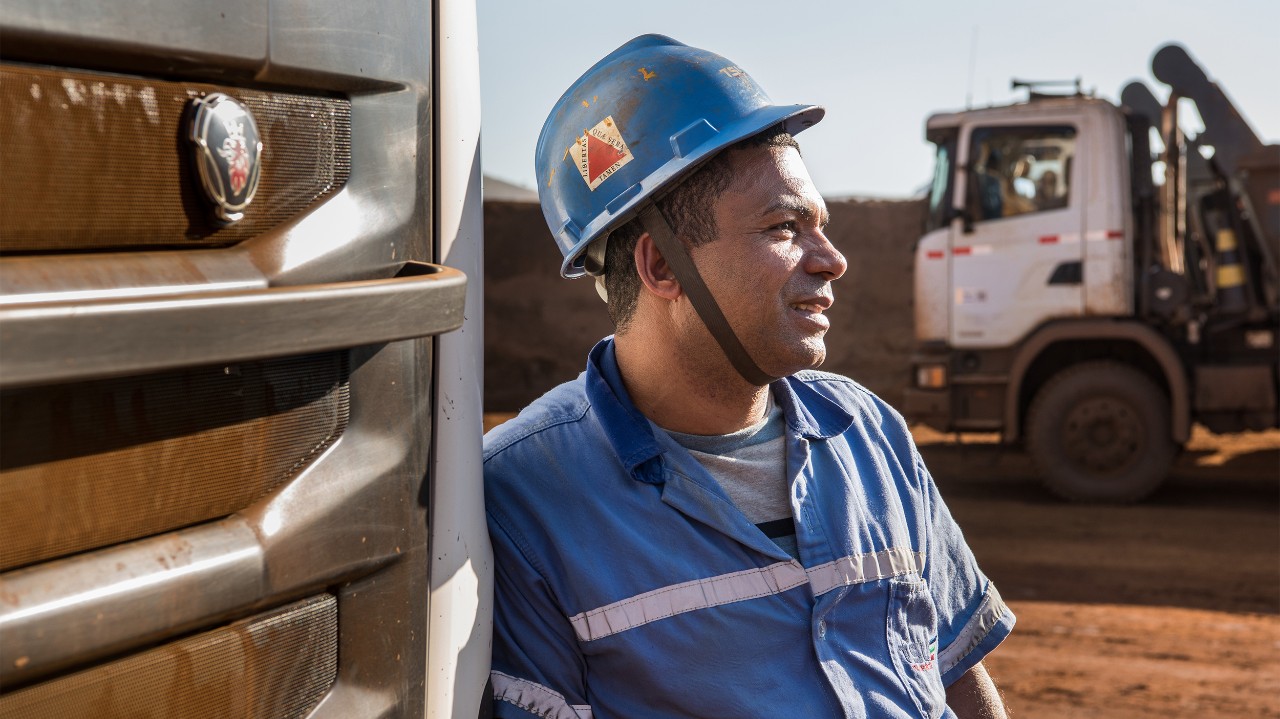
left=634, top=231, right=681, bottom=300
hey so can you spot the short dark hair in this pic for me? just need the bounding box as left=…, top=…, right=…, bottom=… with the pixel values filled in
left=602, top=125, right=800, bottom=331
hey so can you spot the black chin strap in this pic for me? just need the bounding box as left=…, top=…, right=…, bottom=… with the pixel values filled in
left=638, top=204, right=776, bottom=387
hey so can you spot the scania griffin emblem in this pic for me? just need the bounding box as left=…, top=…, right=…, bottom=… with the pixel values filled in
left=188, top=93, right=263, bottom=223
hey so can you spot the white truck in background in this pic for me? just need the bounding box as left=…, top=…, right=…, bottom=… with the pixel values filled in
left=904, top=44, right=1279, bottom=502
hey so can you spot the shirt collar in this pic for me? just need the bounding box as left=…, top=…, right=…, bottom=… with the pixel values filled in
left=585, top=337, right=858, bottom=481
left=585, top=337, right=667, bottom=484
left=775, top=373, right=858, bottom=441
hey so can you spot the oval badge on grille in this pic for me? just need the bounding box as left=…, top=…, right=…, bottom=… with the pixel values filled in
left=188, top=93, right=263, bottom=223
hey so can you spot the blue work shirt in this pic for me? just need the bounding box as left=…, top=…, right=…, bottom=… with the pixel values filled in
left=484, top=338, right=1014, bottom=719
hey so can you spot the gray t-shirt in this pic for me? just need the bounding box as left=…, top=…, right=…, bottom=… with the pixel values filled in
left=659, top=397, right=798, bottom=560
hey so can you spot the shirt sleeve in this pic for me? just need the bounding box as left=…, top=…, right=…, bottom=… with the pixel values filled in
left=487, top=509, right=594, bottom=719
left=913, top=451, right=1016, bottom=686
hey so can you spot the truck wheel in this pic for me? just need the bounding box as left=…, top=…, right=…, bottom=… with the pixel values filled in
left=1026, top=361, right=1176, bottom=502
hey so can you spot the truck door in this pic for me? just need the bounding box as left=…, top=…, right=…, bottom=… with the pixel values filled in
left=915, top=128, right=957, bottom=343
left=952, top=124, right=1085, bottom=347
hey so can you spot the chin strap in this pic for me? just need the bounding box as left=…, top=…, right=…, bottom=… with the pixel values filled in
left=638, top=204, right=776, bottom=387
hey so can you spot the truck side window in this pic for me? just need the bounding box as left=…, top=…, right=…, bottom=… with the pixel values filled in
left=924, top=129, right=957, bottom=233
left=970, top=126, right=1076, bottom=221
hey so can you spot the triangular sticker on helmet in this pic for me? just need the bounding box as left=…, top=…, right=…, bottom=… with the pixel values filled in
left=574, top=116, right=633, bottom=191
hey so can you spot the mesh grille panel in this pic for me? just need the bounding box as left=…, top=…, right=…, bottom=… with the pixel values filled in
left=0, top=64, right=351, bottom=252
left=0, top=594, right=338, bottom=718
left=0, top=353, right=349, bottom=571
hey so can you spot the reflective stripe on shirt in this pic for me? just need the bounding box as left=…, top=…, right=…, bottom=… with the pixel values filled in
left=807, top=547, right=926, bottom=596
left=568, top=548, right=925, bottom=642
left=568, top=561, right=809, bottom=641
left=491, top=671, right=594, bottom=719
left=938, top=584, right=1010, bottom=675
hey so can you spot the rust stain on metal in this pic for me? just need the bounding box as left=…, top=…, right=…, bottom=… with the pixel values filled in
left=638, top=67, right=656, bottom=81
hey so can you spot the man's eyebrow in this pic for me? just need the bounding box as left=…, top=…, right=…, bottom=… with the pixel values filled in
left=761, top=197, right=831, bottom=225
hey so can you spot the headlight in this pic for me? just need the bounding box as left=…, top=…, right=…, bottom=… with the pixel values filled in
left=916, top=364, right=948, bottom=389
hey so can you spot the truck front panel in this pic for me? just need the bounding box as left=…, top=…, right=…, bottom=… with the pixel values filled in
left=0, top=1, right=487, bottom=716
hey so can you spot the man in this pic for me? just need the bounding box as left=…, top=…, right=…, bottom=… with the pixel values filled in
left=1037, top=169, right=1065, bottom=210
left=485, top=34, right=1014, bottom=718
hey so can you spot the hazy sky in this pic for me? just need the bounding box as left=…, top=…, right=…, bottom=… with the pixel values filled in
left=477, top=0, right=1278, bottom=199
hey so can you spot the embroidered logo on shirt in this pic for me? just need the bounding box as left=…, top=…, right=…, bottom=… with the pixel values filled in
left=910, top=639, right=938, bottom=672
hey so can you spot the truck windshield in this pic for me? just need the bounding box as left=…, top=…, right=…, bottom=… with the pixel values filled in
left=925, top=129, right=957, bottom=233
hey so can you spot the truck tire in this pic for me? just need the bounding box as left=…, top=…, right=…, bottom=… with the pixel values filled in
left=1026, top=360, right=1176, bottom=502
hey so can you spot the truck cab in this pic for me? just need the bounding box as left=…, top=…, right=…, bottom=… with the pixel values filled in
left=915, top=97, right=1134, bottom=353
left=905, top=46, right=1279, bottom=502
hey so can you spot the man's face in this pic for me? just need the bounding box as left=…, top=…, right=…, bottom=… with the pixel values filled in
left=687, top=144, right=847, bottom=378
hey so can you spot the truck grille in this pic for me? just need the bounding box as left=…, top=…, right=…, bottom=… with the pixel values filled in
left=0, top=353, right=349, bottom=571
left=0, top=64, right=351, bottom=253
left=0, top=594, right=337, bottom=717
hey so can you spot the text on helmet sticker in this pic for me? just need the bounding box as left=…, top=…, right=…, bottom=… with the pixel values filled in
left=574, top=116, right=633, bottom=191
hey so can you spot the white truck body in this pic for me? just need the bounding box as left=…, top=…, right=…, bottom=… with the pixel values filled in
left=917, top=99, right=1134, bottom=349
left=905, top=46, right=1279, bottom=501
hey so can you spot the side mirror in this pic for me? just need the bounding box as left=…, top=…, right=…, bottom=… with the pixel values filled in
left=946, top=206, right=974, bottom=235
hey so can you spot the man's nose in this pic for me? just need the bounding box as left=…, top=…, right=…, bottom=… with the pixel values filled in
left=806, top=230, right=847, bottom=281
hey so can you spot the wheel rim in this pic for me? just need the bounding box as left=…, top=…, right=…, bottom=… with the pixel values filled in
left=1061, top=397, right=1144, bottom=474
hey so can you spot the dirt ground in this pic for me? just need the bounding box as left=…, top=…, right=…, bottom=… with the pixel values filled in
left=484, top=414, right=1280, bottom=718
left=918, top=425, right=1280, bottom=718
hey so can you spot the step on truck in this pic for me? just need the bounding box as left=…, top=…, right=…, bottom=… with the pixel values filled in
left=905, top=44, right=1279, bottom=502
left=0, top=1, right=491, bottom=717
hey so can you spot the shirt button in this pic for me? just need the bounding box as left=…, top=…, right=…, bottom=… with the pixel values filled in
left=817, top=619, right=827, bottom=638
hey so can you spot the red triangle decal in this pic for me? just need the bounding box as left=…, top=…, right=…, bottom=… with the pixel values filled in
left=586, top=133, right=627, bottom=184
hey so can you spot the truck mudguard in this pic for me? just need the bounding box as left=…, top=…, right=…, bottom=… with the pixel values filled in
left=1005, top=319, right=1191, bottom=444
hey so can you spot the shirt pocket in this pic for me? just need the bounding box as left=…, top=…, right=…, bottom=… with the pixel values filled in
left=886, top=577, right=947, bottom=719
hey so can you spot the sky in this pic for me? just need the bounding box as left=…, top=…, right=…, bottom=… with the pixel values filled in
left=477, top=0, right=1279, bottom=200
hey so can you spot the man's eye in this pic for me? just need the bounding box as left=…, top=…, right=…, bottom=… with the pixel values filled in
left=772, top=221, right=798, bottom=234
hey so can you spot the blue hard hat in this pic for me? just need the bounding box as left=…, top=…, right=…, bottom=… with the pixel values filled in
left=536, top=34, right=824, bottom=278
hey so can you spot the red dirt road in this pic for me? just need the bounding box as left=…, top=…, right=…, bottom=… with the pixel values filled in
left=920, top=426, right=1280, bottom=718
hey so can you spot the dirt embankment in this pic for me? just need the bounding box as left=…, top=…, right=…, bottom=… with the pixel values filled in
left=483, top=198, right=926, bottom=411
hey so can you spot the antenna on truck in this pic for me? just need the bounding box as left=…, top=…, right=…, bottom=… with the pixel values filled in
left=965, top=26, right=978, bottom=109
